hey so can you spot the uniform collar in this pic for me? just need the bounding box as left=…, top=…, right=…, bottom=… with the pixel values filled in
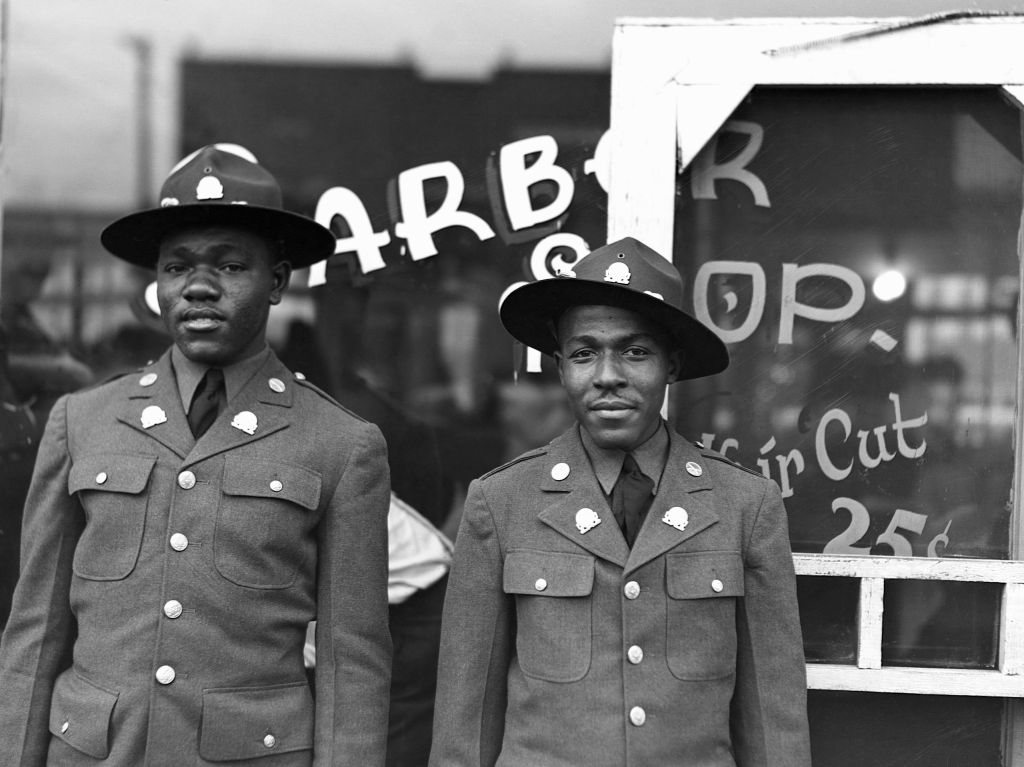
left=171, top=343, right=271, bottom=411
left=537, top=424, right=719, bottom=573
left=579, top=420, right=670, bottom=496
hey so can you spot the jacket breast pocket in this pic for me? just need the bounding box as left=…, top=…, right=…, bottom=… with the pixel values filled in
left=665, top=551, right=744, bottom=681
left=68, top=454, right=156, bottom=580
left=503, top=549, right=594, bottom=682
left=199, top=681, right=314, bottom=761
left=215, top=457, right=322, bottom=589
left=48, top=670, right=119, bottom=759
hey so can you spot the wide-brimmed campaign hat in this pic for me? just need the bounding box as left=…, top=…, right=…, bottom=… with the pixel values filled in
left=499, top=236, right=729, bottom=380
left=101, top=143, right=336, bottom=269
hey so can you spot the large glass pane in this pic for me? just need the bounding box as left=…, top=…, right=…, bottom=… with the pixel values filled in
left=673, top=87, right=1021, bottom=668
left=808, top=691, right=1001, bottom=766
left=0, top=61, right=614, bottom=764
left=673, top=88, right=1019, bottom=561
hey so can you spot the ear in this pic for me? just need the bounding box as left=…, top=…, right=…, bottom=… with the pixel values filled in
left=665, top=349, right=684, bottom=384
left=269, top=260, right=292, bottom=306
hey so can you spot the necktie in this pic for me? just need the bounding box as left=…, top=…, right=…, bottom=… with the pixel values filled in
left=610, top=454, right=654, bottom=547
left=188, top=368, right=225, bottom=439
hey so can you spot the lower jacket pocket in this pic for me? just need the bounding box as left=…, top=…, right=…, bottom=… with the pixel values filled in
left=200, top=681, right=314, bottom=761
left=49, top=670, right=119, bottom=759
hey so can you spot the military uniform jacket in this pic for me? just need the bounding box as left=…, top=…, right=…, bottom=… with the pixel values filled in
left=430, top=425, right=810, bottom=767
left=0, top=349, right=393, bottom=766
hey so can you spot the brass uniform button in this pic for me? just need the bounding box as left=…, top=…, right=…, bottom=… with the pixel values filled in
left=155, top=665, right=176, bottom=685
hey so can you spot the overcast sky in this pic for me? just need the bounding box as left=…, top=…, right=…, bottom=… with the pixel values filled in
left=4, top=0, right=1023, bottom=208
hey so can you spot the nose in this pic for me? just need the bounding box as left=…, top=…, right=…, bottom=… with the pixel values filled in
left=593, top=352, right=626, bottom=390
left=182, top=267, right=221, bottom=302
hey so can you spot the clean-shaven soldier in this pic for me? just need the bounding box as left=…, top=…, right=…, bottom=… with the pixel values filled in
left=0, top=144, right=392, bottom=766
left=430, top=237, right=810, bottom=766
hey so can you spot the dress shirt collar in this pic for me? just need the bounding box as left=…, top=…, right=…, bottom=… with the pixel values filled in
left=171, top=343, right=271, bottom=413
left=579, top=420, right=670, bottom=496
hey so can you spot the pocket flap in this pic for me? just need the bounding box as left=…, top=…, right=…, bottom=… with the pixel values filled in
left=222, top=457, right=321, bottom=511
left=503, top=549, right=594, bottom=597
left=666, top=551, right=744, bottom=599
left=49, top=671, right=118, bottom=759
left=200, top=682, right=314, bottom=761
left=68, top=454, right=157, bottom=495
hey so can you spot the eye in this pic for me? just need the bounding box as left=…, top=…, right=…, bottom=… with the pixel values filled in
left=220, top=262, right=246, bottom=273
left=623, top=346, right=651, bottom=358
left=162, top=262, right=188, bottom=275
left=568, top=348, right=596, bottom=361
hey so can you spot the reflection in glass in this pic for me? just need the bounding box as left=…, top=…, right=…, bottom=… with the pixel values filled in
left=882, top=580, right=998, bottom=669
left=673, top=87, right=1020, bottom=561
left=808, top=691, right=1001, bottom=766
left=797, top=576, right=857, bottom=664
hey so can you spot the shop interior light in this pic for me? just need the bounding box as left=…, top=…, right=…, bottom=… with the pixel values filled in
left=872, top=269, right=907, bottom=302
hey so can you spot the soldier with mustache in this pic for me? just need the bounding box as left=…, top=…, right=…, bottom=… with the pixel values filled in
left=430, top=237, right=810, bottom=766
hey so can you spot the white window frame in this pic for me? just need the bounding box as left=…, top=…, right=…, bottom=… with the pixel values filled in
left=607, top=13, right=1024, bottom=760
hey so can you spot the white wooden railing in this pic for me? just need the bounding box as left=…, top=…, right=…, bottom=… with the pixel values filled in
left=796, top=553, right=1024, bottom=696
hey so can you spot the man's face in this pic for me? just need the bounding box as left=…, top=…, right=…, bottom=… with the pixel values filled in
left=156, top=226, right=290, bottom=367
left=554, top=305, right=682, bottom=452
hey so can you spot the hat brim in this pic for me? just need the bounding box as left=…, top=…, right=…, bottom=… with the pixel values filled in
left=101, top=204, right=336, bottom=270
left=499, top=278, right=729, bottom=380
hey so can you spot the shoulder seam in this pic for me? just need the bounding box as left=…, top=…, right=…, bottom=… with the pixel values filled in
left=292, top=377, right=368, bottom=422
left=480, top=446, right=548, bottom=480
left=700, top=449, right=765, bottom=479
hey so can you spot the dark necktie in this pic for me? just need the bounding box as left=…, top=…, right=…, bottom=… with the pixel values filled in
left=187, top=368, right=225, bottom=439
left=610, top=454, right=654, bottom=547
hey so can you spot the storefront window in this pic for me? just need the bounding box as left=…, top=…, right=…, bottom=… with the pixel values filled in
left=673, top=87, right=1019, bottom=562
left=672, top=87, right=1021, bottom=677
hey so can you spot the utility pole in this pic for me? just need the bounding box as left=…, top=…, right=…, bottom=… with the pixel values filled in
left=0, top=0, right=8, bottom=292
left=127, top=36, right=153, bottom=207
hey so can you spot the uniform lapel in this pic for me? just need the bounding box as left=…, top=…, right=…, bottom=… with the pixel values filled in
left=537, top=428, right=630, bottom=568
left=624, top=430, right=720, bottom=575
left=182, top=352, right=294, bottom=467
left=117, top=350, right=191, bottom=458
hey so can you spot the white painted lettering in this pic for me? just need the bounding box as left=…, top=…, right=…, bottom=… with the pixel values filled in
left=817, top=407, right=854, bottom=481
left=779, top=263, right=865, bottom=344
left=308, top=186, right=390, bottom=287
left=529, top=233, right=590, bottom=281
left=890, top=392, right=927, bottom=459
left=856, top=426, right=896, bottom=469
left=394, top=161, right=496, bottom=260
left=693, top=261, right=766, bottom=343
left=690, top=120, right=770, bottom=208
left=499, top=136, right=575, bottom=232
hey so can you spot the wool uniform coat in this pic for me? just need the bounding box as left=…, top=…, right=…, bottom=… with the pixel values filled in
left=0, top=349, right=393, bottom=766
left=430, top=424, right=810, bottom=767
